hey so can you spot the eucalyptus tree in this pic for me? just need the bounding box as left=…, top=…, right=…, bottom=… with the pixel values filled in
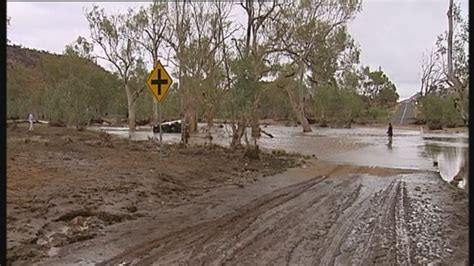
left=189, top=2, right=236, bottom=139
left=165, top=1, right=191, bottom=142
left=64, top=36, right=96, bottom=62
left=420, top=49, right=445, bottom=96
left=182, top=2, right=219, bottom=133
left=268, top=0, right=362, bottom=132
left=359, top=66, right=398, bottom=108
left=419, top=0, right=468, bottom=123
left=130, top=1, right=169, bottom=125
left=85, top=5, right=144, bottom=131
left=164, top=1, right=237, bottom=145
left=228, top=0, right=283, bottom=147
left=441, top=0, right=468, bottom=122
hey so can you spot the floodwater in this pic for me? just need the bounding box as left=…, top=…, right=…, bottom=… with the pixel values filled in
left=320, top=128, right=468, bottom=189
left=89, top=124, right=468, bottom=188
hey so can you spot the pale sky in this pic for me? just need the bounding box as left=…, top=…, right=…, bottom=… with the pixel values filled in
left=7, top=0, right=469, bottom=100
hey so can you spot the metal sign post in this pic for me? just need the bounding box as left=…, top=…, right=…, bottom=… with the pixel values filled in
left=159, top=102, right=163, bottom=176
left=145, top=61, right=173, bottom=177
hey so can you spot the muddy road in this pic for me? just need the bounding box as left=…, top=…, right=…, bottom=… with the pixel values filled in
left=40, top=163, right=467, bottom=266
left=7, top=123, right=468, bottom=265
left=92, top=169, right=467, bottom=266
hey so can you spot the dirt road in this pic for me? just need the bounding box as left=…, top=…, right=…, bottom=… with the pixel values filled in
left=91, top=168, right=467, bottom=266
left=7, top=124, right=468, bottom=265
left=38, top=161, right=467, bottom=266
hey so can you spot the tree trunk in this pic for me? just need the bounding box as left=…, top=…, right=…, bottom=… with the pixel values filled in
left=231, top=116, right=246, bottom=148
left=447, top=0, right=454, bottom=76
left=250, top=98, right=261, bottom=139
left=205, top=105, right=214, bottom=144
left=206, top=104, right=215, bottom=132
left=285, top=86, right=312, bottom=132
left=207, top=106, right=214, bottom=127
left=180, top=77, right=187, bottom=144
left=181, top=77, right=198, bottom=133
left=188, top=107, right=198, bottom=133
left=125, top=85, right=136, bottom=132
left=446, top=0, right=468, bottom=123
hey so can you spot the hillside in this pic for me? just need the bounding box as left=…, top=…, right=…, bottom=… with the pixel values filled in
left=7, top=44, right=46, bottom=68
left=6, top=44, right=123, bottom=123
left=7, top=44, right=109, bottom=74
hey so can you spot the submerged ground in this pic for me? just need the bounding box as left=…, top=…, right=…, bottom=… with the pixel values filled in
left=6, top=123, right=468, bottom=265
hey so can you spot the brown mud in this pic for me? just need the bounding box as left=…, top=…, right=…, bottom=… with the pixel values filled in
left=7, top=124, right=301, bottom=265
left=6, top=124, right=468, bottom=265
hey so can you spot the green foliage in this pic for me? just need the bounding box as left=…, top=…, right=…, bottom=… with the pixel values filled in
left=64, top=36, right=95, bottom=61
left=41, top=54, right=123, bottom=126
left=365, top=106, right=389, bottom=122
left=259, top=83, right=293, bottom=120
left=161, top=84, right=182, bottom=119
left=228, top=57, right=261, bottom=117
left=423, top=2, right=469, bottom=122
left=314, top=83, right=363, bottom=127
left=360, top=66, right=399, bottom=108
left=421, top=95, right=463, bottom=129
left=7, top=63, right=40, bottom=119
left=7, top=48, right=122, bottom=125
left=9, top=1, right=408, bottom=130
left=378, top=87, right=399, bottom=107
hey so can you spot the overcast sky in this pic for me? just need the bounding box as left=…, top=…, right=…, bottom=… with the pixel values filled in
left=7, top=0, right=469, bottom=100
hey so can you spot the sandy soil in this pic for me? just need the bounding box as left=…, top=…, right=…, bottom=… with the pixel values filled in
left=6, top=123, right=468, bottom=265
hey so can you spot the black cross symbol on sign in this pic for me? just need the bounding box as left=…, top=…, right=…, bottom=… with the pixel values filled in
left=151, top=69, right=168, bottom=95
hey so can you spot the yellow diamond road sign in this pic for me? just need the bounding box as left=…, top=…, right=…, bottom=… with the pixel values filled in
left=146, top=62, right=173, bottom=102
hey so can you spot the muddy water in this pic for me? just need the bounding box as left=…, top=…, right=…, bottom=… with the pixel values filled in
left=89, top=124, right=468, bottom=187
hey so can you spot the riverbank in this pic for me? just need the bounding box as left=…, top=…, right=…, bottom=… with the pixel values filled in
left=7, top=123, right=468, bottom=265
left=5, top=123, right=399, bottom=264
left=7, top=124, right=303, bottom=264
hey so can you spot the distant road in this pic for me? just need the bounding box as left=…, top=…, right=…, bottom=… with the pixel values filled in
left=390, top=99, right=417, bottom=125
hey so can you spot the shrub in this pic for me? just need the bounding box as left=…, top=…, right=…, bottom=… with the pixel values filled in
left=421, top=95, right=462, bottom=129
left=366, top=106, right=388, bottom=122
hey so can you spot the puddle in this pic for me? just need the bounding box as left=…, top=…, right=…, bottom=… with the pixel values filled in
left=89, top=124, right=468, bottom=189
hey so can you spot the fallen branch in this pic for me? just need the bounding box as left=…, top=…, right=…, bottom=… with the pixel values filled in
left=261, top=129, right=274, bottom=138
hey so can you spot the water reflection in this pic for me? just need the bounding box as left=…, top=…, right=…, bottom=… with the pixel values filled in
left=424, top=141, right=468, bottom=189
left=423, top=136, right=469, bottom=143
left=387, top=136, right=393, bottom=150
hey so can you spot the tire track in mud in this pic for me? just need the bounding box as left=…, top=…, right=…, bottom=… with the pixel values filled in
left=98, top=171, right=467, bottom=265
left=334, top=178, right=413, bottom=265
left=101, top=166, right=371, bottom=265
left=98, top=175, right=330, bottom=266
left=360, top=180, right=400, bottom=265
left=213, top=176, right=361, bottom=265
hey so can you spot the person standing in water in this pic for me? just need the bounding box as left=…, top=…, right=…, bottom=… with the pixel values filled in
left=387, top=123, right=393, bottom=148
left=387, top=123, right=393, bottom=137
left=27, top=113, right=35, bottom=131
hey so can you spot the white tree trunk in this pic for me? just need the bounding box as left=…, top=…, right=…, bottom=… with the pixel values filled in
left=125, top=84, right=136, bottom=132
left=286, top=86, right=312, bottom=132
left=447, top=0, right=454, bottom=76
